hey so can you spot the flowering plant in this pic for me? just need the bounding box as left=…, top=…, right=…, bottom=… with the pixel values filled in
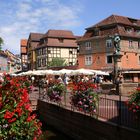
left=127, top=87, right=140, bottom=115
left=47, top=81, right=66, bottom=102
left=0, top=74, right=42, bottom=140
left=70, top=81, right=99, bottom=114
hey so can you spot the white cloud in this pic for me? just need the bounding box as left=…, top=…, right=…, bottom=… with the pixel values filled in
left=0, top=0, right=83, bottom=54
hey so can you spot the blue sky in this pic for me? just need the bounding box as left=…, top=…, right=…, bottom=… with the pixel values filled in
left=0, top=0, right=140, bottom=54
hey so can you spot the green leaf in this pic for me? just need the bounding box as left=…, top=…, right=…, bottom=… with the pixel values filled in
left=0, top=108, right=6, bottom=114
left=2, top=94, right=6, bottom=102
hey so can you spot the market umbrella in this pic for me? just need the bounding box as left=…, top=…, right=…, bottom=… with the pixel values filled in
left=71, top=68, right=95, bottom=75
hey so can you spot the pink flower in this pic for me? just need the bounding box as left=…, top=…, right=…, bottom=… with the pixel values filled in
left=33, top=137, right=37, bottom=140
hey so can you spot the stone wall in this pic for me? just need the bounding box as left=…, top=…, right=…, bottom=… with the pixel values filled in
left=101, top=83, right=138, bottom=96
left=120, top=83, right=138, bottom=96
left=38, top=100, right=140, bottom=140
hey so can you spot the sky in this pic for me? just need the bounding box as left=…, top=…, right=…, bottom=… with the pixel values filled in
left=0, top=0, right=140, bottom=54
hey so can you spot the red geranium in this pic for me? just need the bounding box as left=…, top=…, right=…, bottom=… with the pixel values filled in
left=0, top=75, right=43, bottom=139
left=127, top=87, right=140, bottom=116
left=71, top=81, right=99, bottom=113
left=4, top=111, right=14, bottom=119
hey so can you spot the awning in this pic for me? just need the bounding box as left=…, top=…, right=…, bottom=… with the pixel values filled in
left=122, top=71, right=140, bottom=74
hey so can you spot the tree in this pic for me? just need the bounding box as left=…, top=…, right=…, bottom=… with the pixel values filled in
left=48, top=57, right=67, bottom=67
left=0, top=37, right=4, bottom=50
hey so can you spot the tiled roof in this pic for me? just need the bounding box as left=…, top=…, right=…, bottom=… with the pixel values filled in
left=31, top=42, right=39, bottom=49
left=36, top=30, right=78, bottom=49
left=43, top=29, right=76, bottom=39
left=21, top=39, right=27, bottom=46
left=47, top=38, right=77, bottom=47
left=29, top=33, right=44, bottom=41
left=0, top=50, right=8, bottom=57
left=87, top=15, right=140, bottom=29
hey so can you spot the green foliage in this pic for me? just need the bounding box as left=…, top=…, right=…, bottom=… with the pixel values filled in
left=71, top=81, right=99, bottom=114
left=0, top=37, right=4, bottom=50
left=48, top=57, right=67, bottom=67
left=127, top=87, right=140, bottom=114
left=0, top=74, right=42, bottom=140
left=47, top=81, right=66, bottom=102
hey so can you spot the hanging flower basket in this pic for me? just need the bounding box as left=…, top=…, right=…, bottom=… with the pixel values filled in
left=47, top=81, right=66, bottom=102
left=70, top=81, right=99, bottom=114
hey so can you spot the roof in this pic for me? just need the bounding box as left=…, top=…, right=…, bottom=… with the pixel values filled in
left=47, top=38, right=77, bottom=47
left=29, top=33, right=44, bottom=41
left=0, top=50, right=8, bottom=57
left=87, top=15, right=140, bottom=30
left=43, top=29, right=76, bottom=39
left=21, top=39, right=27, bottom=46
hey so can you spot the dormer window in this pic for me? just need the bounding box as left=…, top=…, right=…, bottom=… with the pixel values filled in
left=59, top=38, right=64, bottom=43
left=125, top=27, right=132, bottom=33
left=85, top=42, right=92, bottom=50
left=93, top=28, right=99, bottom=36
left=136, top=30, right=140, bottom=35
left=138, top=41, right=140, bottom=49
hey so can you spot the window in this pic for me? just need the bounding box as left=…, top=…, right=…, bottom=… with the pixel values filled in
left=42, top=48, right=46, bottom=55
left=106, top=55, right=112, bottom=64
left=106, top=39, right=112, bottom=48
left=139, top=56, right=140, bottom=65
left=42, top=58, right=46, bottom=66
left=96, top=56, right=100, bottom=64
left=47, top=50, right=51, bottom=54
left=125, top=28, right=132, bottom=33
left=38, top=59, right=41, bottom=67
left=129, top=40, right=133, bottom=48
left=69, top=50, right=73, bottom=54
left=69, top=62, right=73, bottom=65
left=93, top=29, right=99, bottom=36
left=85, top=42, right=92, bottom=50
left=59, top=38, right=64, bottom=43
left=85, top=55, right=92, bottom=65
left=38, top=49, right=42, bottom=55
left=138, top=42, right=140, bottom=49
left=136, top=30, right=140, bottom=35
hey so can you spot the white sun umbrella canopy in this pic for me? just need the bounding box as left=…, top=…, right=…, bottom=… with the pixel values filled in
left=32, top=70, right=45, bottom=75
left=17, top=72, right=26, bottom=76
left=71, top=69, right=95, bottom=75
left=57, top=69, right=74, bottom=75
left=88, top=69, right=109, bottom=76
left=10, top=73, right=17, bottom=76
left=23, top=70, right=34, bottom=76
left=43, top=69, right=56, bottom=75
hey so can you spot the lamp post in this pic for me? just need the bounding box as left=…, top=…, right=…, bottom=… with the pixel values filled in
left=110, top=34, right=123, bottom=126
